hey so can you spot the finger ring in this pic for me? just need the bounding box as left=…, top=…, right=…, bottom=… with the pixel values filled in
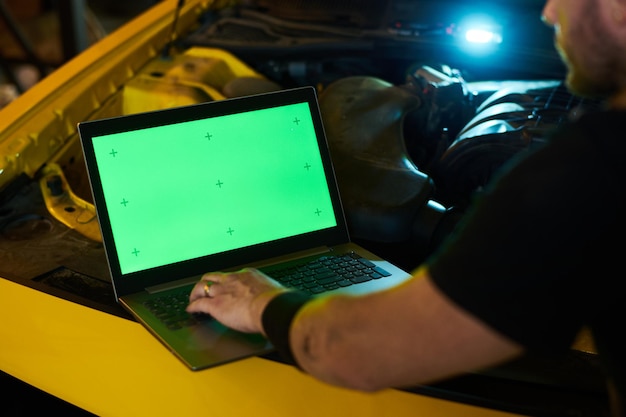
left=203, top=282, right=214, bottom=298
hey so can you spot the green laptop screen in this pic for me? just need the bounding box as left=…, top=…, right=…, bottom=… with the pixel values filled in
left=92, top=102, right=337, bottom=275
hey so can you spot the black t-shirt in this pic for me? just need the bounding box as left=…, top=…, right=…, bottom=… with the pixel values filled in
left=427, top=110, right=626, bottom=406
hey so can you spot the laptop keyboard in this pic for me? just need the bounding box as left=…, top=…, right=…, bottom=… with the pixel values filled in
left=144, top=252, right=391, bottom=330
left=143, top=287, right=212, bottom=330
left=262, top=252, right=392, bottom=294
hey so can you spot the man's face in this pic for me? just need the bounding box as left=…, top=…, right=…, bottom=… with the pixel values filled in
left=542, top=0, right=620, bottom=98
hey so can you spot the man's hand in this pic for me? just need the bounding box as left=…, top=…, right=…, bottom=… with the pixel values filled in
left=187, top=268, right=288, bottom=334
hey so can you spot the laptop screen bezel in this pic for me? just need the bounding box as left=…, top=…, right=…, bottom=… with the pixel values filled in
left=79, top=86, right=350, bottom=298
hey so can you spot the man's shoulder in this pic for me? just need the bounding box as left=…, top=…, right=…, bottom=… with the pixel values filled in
left=570, top=109, right=626, bottom=138
left=548, top=109, right=626, bottom=165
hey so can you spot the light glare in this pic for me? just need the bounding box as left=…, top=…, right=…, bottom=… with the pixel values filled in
left=465, top=29, right=502, bottom=44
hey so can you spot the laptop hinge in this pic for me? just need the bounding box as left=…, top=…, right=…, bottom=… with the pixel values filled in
left=145, top=275, right=201, bottom=294
left=237, top=246, right=332, bottom=271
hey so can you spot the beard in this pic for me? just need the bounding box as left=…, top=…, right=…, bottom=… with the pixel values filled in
left=555, top=5, right=621, bottom=99
left=560, top=45, right=618, bottom=99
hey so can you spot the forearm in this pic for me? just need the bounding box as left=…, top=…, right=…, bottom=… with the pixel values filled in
left=264, top=274, right=523, bottom=392
left=290, top=294, right=386, bottom=390
left=261, top=289, right=377, bottom=388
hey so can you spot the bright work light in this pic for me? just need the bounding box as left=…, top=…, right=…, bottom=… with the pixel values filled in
left=464, top=28, right=502, bottom=44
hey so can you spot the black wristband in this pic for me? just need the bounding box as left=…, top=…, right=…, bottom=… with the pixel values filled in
left=262, top=290, right=312, bottom=367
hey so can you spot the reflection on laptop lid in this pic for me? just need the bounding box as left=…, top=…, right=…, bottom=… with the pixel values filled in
left=79, top=86, right=411, bottom=370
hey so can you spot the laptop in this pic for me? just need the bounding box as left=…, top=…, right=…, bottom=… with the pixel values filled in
left=78, top=86, right=412, bottom=370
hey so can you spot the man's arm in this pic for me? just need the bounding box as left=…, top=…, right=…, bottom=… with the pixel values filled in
left=187, top=267, right=524, bottom=391
left=289, top=267, right=524, bottom=390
